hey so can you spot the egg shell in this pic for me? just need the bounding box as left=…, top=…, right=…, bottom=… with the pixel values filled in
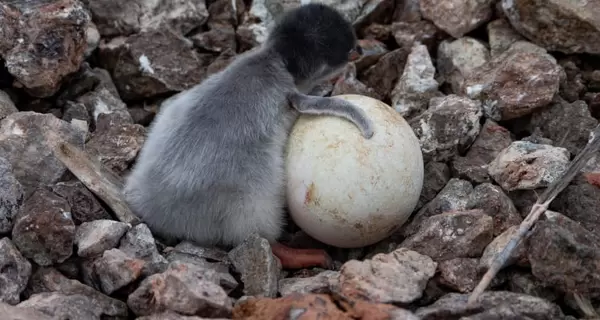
left=285, top=94, right=424, bottom=248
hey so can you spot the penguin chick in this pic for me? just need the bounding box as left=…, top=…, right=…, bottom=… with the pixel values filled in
left=123, top=3, right=374, bottom=269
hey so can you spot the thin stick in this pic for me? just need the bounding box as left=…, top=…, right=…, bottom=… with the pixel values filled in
left=468, top=125, right=600, bottom=306
left=52, top=141, right=141, bottom=225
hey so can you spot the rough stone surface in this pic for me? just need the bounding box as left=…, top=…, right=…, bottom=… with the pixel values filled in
left=0, top=238, right=32, bottom=305
left=479, top=225, right=528, bottom=270
left=338, top=247, right=436, bottom=304
left=0, top=157, right=23, bottom=234
left=76, top=86, right=133, bottom=130
left=437, top=37, right=490, bottom=94
left=359, top=48, right=409, bottom=101
left=551, top=182, right=600, bottom=234
left=118, top=223, right=169, bottom=276
left=488, top=141, right=570, bottom=191
left=409, top=95, right=482, bottom=162
left=391, top=20, right=446, bottom=53
left=0, top=112, right=86, bottom=193
left=75, top=219, right=130, bottom=257
left=487, top=19, right=525, bottom=57
left=93, top=248, right=145, bottom=294
left=466, top=183, right=522, bottom=236
left=0, top=301, right=54, bottom=320
left=463, top=42, right=562, bottom=120
left=127, top=261, right=233, bottom=317
left=437, top=258, right=479, bottom=293
left=420, top=0, right=495, bottom=38
left=0, top=0, right=91, bottom=97
left=416, top=161, right=451, bottom=211
left=508, top=271, right=560, bottom=303
left=228, top=233, right=280, bottom=298
left=331, top=63, right=381, bottom=100
left=502, top=0, right=600, bottom=54
left=18, top=292, right=126, bottom=320
left=85, top=122, right=146, bottom=174
left=138, top=312, right=230, bottom=320
left=0, top=90, right=18, bottom=121
left=391, top=42, right=442, bottom=119
left=400, top=209, right=494, bottom=261
left=278, top=270, right=339, bottom=297
left=50, top=181, right=112, bottom=224
left=12, top=188, right=75, bottom=266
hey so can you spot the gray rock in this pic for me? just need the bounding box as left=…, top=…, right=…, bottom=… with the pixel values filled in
left=0, top=90, right=18, bottom=121
left=360, top=48, right=410, bottom=101
left=93, top=248, right=145, bottom=294
left=391, top=20, right=446, bottom=54
left=278, top=270, right=339, bottom=296
left=119, top=223, right=169, bottom=276
left=12, top=188, right=75, bottom=266
left=75, top=220, right=130, bottom=257
left=420, top=0, right=495, bottom=38
left=437, top=258, right=479, bottom=293
left=437, top=37, right=490, bottom=94
left=331, top=63, right=382, bottom=100
left=508, top=271, right=560, bottom=303
left=50, top=181, right=112, bottom=225
left=479, top=225, right=528, bottom=271
left=228, top=233, right=280, bottom=298
left=488, top=141, right=570, bottom=191
left=18, top=292, right=127, bottom=320
left=551, top=182, right=600, bottom=234
left=0, top=157, right=23, bottom=234
left=416, top=161, right=451, bottom=211
left=137, top=311, right=230, bottom=320
left=76, top=86, right=133, bottom=129
left=486, top=19, right=525, bottom=57
left=0, top=238, right=31, bottom=305
left=0, top=301, right=55, bottom=320
left=466, top=183, right=522, bottom=236
left=338, top=247, right=437, bottom=304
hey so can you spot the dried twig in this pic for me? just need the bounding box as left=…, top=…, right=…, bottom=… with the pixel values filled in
left=467, top=125, right=600, bottom=306
left=52, top=141, right=141, bottom=225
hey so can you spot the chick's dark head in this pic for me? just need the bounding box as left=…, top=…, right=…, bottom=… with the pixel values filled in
left=267, top=3, right=360, bottom=87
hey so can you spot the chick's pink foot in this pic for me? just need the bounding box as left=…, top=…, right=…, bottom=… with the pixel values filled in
left=271, top=242, right=333, bottom=269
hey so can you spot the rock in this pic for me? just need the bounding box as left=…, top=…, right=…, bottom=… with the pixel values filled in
left=486, top=19, right=525, bottom=57
left=87, top=0, right=209, bottom=37
left=278, top=270, right=339, bottom=296
left=0, top=90, right=18, bottom=121
left=488, top=141, right=570, bottom=191
left=119, top=223, right=169, bottom=276
left=127, top=261, right=233, bottom=317
left=0, top=238, right=31, bottom=305
left=232, top=293, right=418, bottom=320
left=391, top=42, right=441, bottom=119
left=527, top=211, right=600, bottom=298
left=502, top=0, right=600, bottom=54
left=359, top=48, right=410, bottom=101
left=437, top=258, right=479, bottom=293
left=409, top=95, right=482, bottom=162
left=138, top=312, right=230, bottom=320
left=98, top=29, right=211, bottom=101
left=75, top=220, right=130, bottom=257
left=0, top=157, right=23, bottom=234
left=228, top=233, right=280, bottom=298
left=0, top=112, right=86, bottom=193
left=479, top=225, right=528, bottom=270
left=26, top=267, right=128, bottom=318
left=338, top=247, right=436, bottom=304
left=551, top=182, right=600, bottom=234
left=416, top=161, right=451, bottom=210
left=529, top=98, right=598, bottom=156
left=50, top=181, right=112, bottom=224
left=401, top=178, right=473, bottom=238
left=190, top=0, right=243, bottom=53
left=0, top=301, right=54, bottom=320
left=391, top=20, right=446, bottom=53
left=415, top=291, right=565, bottom=319
left=353, top=39, right=389, bottom=73
left=56, top=64, right=121, bottom=107
left=0, top=0, right=90, bottom=97
left=331, top=64, right=381, bottom=100
left=93, top=248, right=145, bottom=294
left=400, top=209, right=494, bottom=261
left=558, top=58, right=586, bottom=102
left=508, top=271, right=560, bottom=303
left=437, top=37, right=490, bottom=94
left=420, top=0, right=495, bottom=38
left=85, top=22, right=100, bottom=57
left=85, top=122, right=146, bottom=174
left=463, top=42, right=562, bottom=120
left=76, top=86, right=133, bottom=130
left=19, top=292, right=126, bottom=320
left=12, top=188, right=75, bottom=266
left=466, top=183, right=522, bottom=235
left=235, top=1, right=299, bottom=50
left=361, top=24, right=392, bottom=44
left=450, top=119, right=513, bottom=184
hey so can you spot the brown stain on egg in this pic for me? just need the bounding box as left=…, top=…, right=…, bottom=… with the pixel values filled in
left=304, top=182, right=316, bottom=205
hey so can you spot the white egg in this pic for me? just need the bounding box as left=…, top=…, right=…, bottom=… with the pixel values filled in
left=285, top=94, right=424, bottom=248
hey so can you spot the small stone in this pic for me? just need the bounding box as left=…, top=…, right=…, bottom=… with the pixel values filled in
left=529, top=98, right=598, bottom=156
left=331, top=64, right=381, bottom=100
left=119, top=223, right=169, bottom=276
left=508, top=271, right=560, bottom=303
left=400, top=209, right=494, bottom=261
left=85, top=22, right=100, bottom=57
left=527, top=211, right=600, bottom=299
left=86, top=122, right=146, bottom=174
left=0, top=0, right=91, bottom=97
left=420, top=0, right=495, bottom=38
left=278, top=270, right=339, bottom=296
left=353, top=39, right=389, bottom=73
left=0, top=90, right=18, bottom=121
left=12, top=188, right=75, bottom=266
left=235, top=1, right=298, bottom=51
left=450, top=119, right=513, bottom=184
left=437, top=37, right=490, bottom=94
left=0, top=238, right=31, bottom=305
left=502, top=0, right=600, bottom=54
left=391, top=20, right=446, bottom=53
left=463, top=41, right=562, bottom=120
left=359, top=48, right=410, bottom=101
left=75, top=220, right=130, bottom=257
left=0, top=301, right=54, bottom=320
left=466, top=183, right=522, bottom=236
left=361, top=24, right=392, bottom=44
left=50, top=181, right=112, bottom=225
left=479, top=225, right=528, bottom=271
left=551, top=182, right=600, bottom=234
left=391, top=42, right=442, bottom=119
left=338, top=247, right=436, bottom=304
left=0, top=157, right=23, bottom=234
left=0, top=112, right=86, bottom=194
left=93, top=248, right=145, bottom=294
left=416, top=161, right=451, bottom=211
left=76, top=86, right=133, bottom=129
left=228, top=233, right=280, bottom=298
left=190, top=0, right=241, bottom=53
left=138, top=311, right=230, bottom=320
left=19, top=292, right=126, bottom=320
left=437, top=258, right=479, bottom=293
left=127, top=261, right=233, bottom=317
left=409, top=95, right=482, bottom=162
left=486, top=19, right=525, bottom=57
left=488, top=141, right=570, bottom=191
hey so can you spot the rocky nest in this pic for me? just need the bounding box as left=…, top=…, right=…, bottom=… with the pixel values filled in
left=1, top=0, right=600, bottom=319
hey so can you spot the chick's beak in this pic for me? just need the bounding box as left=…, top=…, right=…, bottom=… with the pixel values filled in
left=349, top=45, right=363, bottom=62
